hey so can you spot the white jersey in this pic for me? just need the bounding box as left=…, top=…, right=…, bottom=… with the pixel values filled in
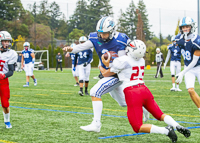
left=0, top=49, right=18, bottom=74
left=110, top=55, right=144, bottom=90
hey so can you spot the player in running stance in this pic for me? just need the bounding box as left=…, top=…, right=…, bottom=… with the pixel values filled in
left=175, top=17, right=200, bottom=113
left=63, top=16, right=149, bottom=132
left=21, top=42, right=37, bottom=87
left=101, top=40, right=190, bottom=142
left=0, top=31, right=18, bottom=128
left=164, top=36, right=182, bottom=91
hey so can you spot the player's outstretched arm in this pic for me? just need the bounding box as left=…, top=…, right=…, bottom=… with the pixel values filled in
left=164, top=50, right=171, bottom=69
left=99, top=66, right=116, bottom=77
left=21, top=55, right=24, bottom=69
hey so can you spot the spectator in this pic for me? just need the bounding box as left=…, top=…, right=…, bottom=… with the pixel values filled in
left=16, top=53, right=22, bottom=72
left=56, top=52, right=63, bottom=72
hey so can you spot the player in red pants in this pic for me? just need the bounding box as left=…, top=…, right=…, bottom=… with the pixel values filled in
left=101, top=40, right=191, bottom=142
left=0, top=31, right=18, bottom=128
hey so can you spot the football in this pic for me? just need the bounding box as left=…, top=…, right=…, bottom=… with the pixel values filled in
left=103, top=51, right=118, bottom=62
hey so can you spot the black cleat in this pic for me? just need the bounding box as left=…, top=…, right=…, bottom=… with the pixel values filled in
left=176, top=125, right=191, bottom=138
left=78, top=91, right=84, bottom=96
left=85, top=91, right=89, bottom=95
left=166, top=125, right=177, bottom=143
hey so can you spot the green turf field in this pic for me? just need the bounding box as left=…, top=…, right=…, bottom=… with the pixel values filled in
left=1, top=67, right=200, bottom=143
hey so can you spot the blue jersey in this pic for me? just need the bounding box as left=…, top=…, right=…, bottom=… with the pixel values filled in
left=168, top=43, right=181, bottom=62
left=70, top=53, right=76, bottom=65
left=89, top=32, right=129, bottom=69
left=175, top=34, right=200, bottom=66
left=22, top=49, right=34, bottom=64
left=74, top=49, right=93, bottom=66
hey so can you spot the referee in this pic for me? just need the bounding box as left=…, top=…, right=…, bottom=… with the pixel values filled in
left=55, top=52, right=63, bottom=72
left=152, top=48, right=165, bottom=78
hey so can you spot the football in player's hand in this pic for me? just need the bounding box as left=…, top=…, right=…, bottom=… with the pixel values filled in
left=103, top=51, right=118, bottom=62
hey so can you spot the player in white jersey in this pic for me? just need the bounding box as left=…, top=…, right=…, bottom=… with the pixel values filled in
left=101, top=40, right=190, bottom=142
left=21, top=42, right=37, bottom=87
left=63, top=16, right=149, bottom=132
left=0, top=31, right=18, bottom=129
left=164, top=36, right=182, bottom=91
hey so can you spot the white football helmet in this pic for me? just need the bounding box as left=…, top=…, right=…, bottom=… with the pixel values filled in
left=171, top=35, right=175, bottom=42
left=96, top=16, right=116, bottom=43
left=70, top=43, right=76, bottom=47
left=79, top=36, right=87, bottom=44
left=179, top=17, right=196, bottom=36
left=0, top=31, right=12, bottom=50
left=156, top=48, right=160, bottom=52
left=23, top=42, right=30, bottom=51
left=126, top=40, right=146, bottom=61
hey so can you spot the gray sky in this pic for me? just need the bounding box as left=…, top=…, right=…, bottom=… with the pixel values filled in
left=21, top=0, right=198, bottom=37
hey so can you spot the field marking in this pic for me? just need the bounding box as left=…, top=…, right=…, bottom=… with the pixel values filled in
left=9, top=105, right=200, bottom=125
left=60, top=93, right=72, bottom=94
left=154, top=95, right=189, bottom=98
left=10, top=101, right=200, bottom=118
left=98, top=126, right=200, bottom=139
left=0, top=139, right=17, bottom=143
left=36, top=94, right=49, bottom=96
left=11, top=88, right=73, bottom=93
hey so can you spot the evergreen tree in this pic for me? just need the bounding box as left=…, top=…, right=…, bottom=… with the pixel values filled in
left=117, top=0, right=137, bottom=39
left=137, top=0, right=153, bottom=40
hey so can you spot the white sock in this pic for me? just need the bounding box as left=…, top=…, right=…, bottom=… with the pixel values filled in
left=177, top=84, right=179, bottom=89
left=164, top=115, right=179, bottom=129
left=3, top=112, right=10, bottom=122
left=198, top=108, right=200, bottom=112
left=92, top=101, right=102, bottom=125
left=172, top=83, right=175, bottom=88
left=150, top=124, right=169, bottom=135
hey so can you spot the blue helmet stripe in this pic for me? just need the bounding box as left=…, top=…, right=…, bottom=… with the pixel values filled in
left=99, top=17, right=108, bottom=31
left=182, top=17, right=186, bottom=25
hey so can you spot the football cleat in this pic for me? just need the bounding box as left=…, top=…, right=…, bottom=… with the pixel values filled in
left=176, top=125, right=191, bottom=138
left=80, top=121, right=101, bottom=132
left=166, top=125, right=177, bottom=142
left=154, top=76, right=157, bottom=78
left=5, top=122, right=12, bottom=129
left=79, top=91, right=84, bottom=96
left=74, top=83, right=79, bottom=86
left=170, top=87, right=176, bottom=91
left=85, top=91, right=89, bottom=95
left=176, top=88, right=182, bottom=92
left=23, top=84, right=29, bottom=87
left=34, top=79, right=37, bottom=86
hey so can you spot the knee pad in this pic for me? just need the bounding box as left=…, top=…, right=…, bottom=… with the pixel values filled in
left=85, top=81, right=89, bottom=83
left=79, top=80, right=84, bottom=83
left=171, top=75, right=175, bottom=77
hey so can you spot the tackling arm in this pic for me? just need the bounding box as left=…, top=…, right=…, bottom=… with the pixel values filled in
left=99, top=66, right=116, bottom=77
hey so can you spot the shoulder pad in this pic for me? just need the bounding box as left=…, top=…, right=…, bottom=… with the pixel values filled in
left=115, top=32, right=130, bottom=45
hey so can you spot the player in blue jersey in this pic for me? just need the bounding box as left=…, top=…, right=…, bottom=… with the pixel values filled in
left=21, top=42, right=37, bottom=87
left=74, top=36, right=93, bottom=96
left=175, top=17, right=200, bottom=112
left=164, top=36, right=182, bottom=91
left=65, top=43, right=79, bottom=86
left=63, top=16, right=149, bottom=132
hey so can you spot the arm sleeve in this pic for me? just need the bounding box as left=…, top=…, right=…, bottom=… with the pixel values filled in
left=87, top=50, right=93, bottom=64
left=181, top=55, right=199, bottom=75
left=118, top=50, right=126, bottom=56
left=5, top=64, right=15, bottom=78
left=164, top=50, right=171, bottom=64
left=8, top=51, right=17, bottom=64
left=74, top=53, right=78, bottom=67
left=71, top=40, right=94, bottom=53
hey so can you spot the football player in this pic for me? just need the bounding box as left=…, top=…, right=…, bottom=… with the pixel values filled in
left=101, top=40, right=190, bottom=142
left=65, top=43, right=79, bottom=86
left=63, top=16, right=149, bottom=132
left=0, top=31, right=18, bottom=128
left=164, top=36, right=182, bottom=91
left=21, top=42, right=37, bottom=87
left=74, top=36, right=93, bottom=96
left=175, top=17, right=200, bottom=113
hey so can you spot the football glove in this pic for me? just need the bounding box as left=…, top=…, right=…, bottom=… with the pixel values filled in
left=176, top=72, right=184, bottom=84
left=0, top=73, right=5, bottom=80
left=73, top=67, right=76, bottom=71
left=83, top=62, right=88, bottom=67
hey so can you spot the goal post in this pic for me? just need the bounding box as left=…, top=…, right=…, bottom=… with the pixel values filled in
left=16, top=50, right=49, bottom=70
